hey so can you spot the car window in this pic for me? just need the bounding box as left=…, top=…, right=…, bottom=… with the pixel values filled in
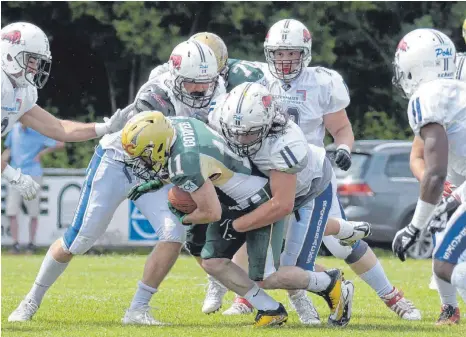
left=385, top=153, right=414, bottom=178
left=329, top=152, right=370, bottom=179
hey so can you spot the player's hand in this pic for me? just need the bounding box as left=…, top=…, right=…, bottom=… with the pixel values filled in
left=8, top=169, right=41, bottom=201
left=428, top=195, right=461, bottom=234
left=128, top=179, right=163, bottom=201
left=95, top=104, right=135, bottom=137
left=335, top=145, right=352, bottom=171
left=168, top=202, right=190, bottom=225
left=392, top=224, right=420, bottom=262
left=443, top=181, right=457, bottom=198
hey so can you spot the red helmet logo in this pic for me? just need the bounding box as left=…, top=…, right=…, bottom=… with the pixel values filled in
left=397, top=39, right=408, bottom=52
left=169, top=54, right=182, bottom=70
left=1, top=30, right=22, bottom=44
left=262, top=95, right=272, bottom=109
left=265, top=30, right=270, bottom=41
left=303, top=29, right=312, bottom=43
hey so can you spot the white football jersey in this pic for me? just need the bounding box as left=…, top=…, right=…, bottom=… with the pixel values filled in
left=455, top=53, right=466, bottom=82
left=208, top=104, right=329, bottom=199
left=1, top=71, right=38, bottom=136
left=408, top=79, right=466, bottom=178
left=100, top=70, right=226, bottom=160
left=265, top=67, right=350, bottom=148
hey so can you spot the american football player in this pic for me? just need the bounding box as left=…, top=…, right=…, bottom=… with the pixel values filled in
left=1, top=22, right=129, bottom=201
left=121, top=111, right=288, bottom=327
left=209, top=82, right=372, bottom=326
left=391, top=28, right=466, bottom=316
left=8, top=40, right=222, bottom=325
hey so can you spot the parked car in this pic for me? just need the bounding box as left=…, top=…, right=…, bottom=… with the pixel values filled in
left=326, top=140, right=434, bottom=259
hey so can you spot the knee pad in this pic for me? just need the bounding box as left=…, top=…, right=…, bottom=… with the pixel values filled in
left=344, top=240, right=369, bottom=264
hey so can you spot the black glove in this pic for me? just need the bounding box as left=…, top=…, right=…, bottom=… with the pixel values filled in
left=392, top=224, right=420, bottom=262
left=335, top=145, right=352, bottom=171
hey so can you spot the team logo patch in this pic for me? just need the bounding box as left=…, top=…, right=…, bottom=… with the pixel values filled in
left=303, top=29, right=312, bottom=43
left=397, top=39, right=408, bottom=52
left=15, top=98, right=22, bottom=112
left=169, top=54, right=182, bottom=70
left=1, top=30, right=22, bottom=44
left=180, top=180, right=198, bottom=193
left=262, top=95, right=272, bottom=109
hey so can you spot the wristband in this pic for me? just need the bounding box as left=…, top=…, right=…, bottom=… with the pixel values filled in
left=411, top=198, right=437, bottom=230
left=94, top=122, right=108, bottom=137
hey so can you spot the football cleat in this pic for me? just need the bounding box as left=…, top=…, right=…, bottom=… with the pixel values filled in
left=202, top=276, right=228, bottom=314
left=223, top=297, right=254, bottom=315
left=333, top=280, right=355, bottom=327
left=381, top=287, right=421, bottom=320
left=339, top=222, right=371, bottom=246
left=436, top=305, right=460, bottom=325
left=315, top=268, right=346, bottom=324
left=288, top=290, right=321, bottom=325
left=122, top=305, right=166, bottom=325
left=8, top=298, right=39, bottom=322
left=254, top=303, right=288, bottom=327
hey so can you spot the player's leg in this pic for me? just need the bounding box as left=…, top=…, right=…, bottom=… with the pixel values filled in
left=322, top=182, right=421, bottom=321
left=262, top=182, right=354, bottom=327
left=200, top=209, right=287, bottom=327
left=433, top=204, right=466, bottom=299
left=8, top=147, right=128, bottom=322
left=123, top=185, right=187, bottom=325
left=6, top=186, right=21, bottom=254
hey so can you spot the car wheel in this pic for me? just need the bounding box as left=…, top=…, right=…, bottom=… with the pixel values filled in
left=406, top=228, right=434, bottom=259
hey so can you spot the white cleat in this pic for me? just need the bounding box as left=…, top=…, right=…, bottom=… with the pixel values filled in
left=8, top=298, right=39, bottom=322
left=381, top=287, right=421, bottom=321
left=222, top=298, right=254, bottom=315
left=339, top=222, right=371, bottom=246
left=202, top=276, right=228, bottom=314
left=288, top=290, right=321, bottom=325
left=122, top=305, right=166, bottom=325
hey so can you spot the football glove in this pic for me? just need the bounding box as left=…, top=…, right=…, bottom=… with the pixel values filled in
left=3, top=166, right=41, bottom=201
left=128, top=179, right=164, bottom=201
left=168, top=201, right=190, bottom=225
left=95, top=103, right=135, bottom=137
left=428, top=195, right=461, bottom=234
left=335, top=145, right=352, bottom=171
left=392, top=224, right=420, bottom=262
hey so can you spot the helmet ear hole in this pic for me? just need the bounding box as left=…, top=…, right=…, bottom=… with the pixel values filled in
left=7, top=54, right=13, bottom=61
left=407, top=73, right=412, bottom=80
left=157, top=143, right=163, bottom=153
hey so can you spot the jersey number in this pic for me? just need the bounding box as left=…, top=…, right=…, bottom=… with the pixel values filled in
left=167, top=154, right=183, bottom=178
left=287, top=107, right=300, bottom=125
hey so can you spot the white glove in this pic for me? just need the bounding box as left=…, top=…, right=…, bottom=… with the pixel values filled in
left=95, top=103, right=135, bottom=137
left=3, top=165, right=41, bottom=201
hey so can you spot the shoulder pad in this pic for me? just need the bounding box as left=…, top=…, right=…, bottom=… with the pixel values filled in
left=135, top=84, right=176, bottom=116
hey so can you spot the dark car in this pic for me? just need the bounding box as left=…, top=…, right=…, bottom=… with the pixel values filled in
left=326, top=140, right=434, bottom=259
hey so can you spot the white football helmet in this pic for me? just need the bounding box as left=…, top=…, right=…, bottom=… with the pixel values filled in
left=264, top=19, right=312, bottom=82
left=392, top=28, right=456, bottom=98
left=167, top=40, right=219, bottom=108
left=1, top=22, right=52, bottom=89
left=456, top=52, right=466, bottom=82
left=220, top=82, right=276, bottom=156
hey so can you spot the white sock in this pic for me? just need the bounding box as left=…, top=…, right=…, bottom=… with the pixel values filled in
left=434, top=273, right=458, bottom=307
left=306, top=271, right=331, bottom=292
left=359, top=261, right=393, bottom=297
left=243, top=284, right=279, bottom=311
left=334, top=219, right=355, bottom=240
left=129, top=281, right=157, bottom=310
left=451, top=262, right=466, bottom=292
left=26, top=250, right=69, bottom=305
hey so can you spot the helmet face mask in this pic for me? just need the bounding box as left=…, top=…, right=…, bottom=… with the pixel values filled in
left=221, top=123, right=267, bottom=157
left=1, top=22, right=52, bottom=89
left=168, top=40, right=219, bottom=109
left=264, top=19, right=312, bottom=82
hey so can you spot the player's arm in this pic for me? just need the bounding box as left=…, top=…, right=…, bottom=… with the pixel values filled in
left=233, top=169, right=296, bottom=232
left=323, top=109, right=354, bottom=150
left=182, top=179, right=222, bottom=224
left=19, top=104, right=130, bottom=142
left=410, top=135, right=425, bottom=181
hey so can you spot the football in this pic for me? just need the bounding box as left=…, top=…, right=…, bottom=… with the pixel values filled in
left=168, top=186, right=197, bottom=214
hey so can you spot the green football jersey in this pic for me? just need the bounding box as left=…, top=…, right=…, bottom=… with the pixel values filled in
left=167, top=117, right=268, bottom=205
left=225, top=59, right=268, bottom=92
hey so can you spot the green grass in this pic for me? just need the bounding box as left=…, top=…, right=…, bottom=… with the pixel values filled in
left=1, top=252, right=464, bottom=337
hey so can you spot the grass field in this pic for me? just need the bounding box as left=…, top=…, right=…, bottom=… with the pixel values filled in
left=1, top=251, right=464, bottom=337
